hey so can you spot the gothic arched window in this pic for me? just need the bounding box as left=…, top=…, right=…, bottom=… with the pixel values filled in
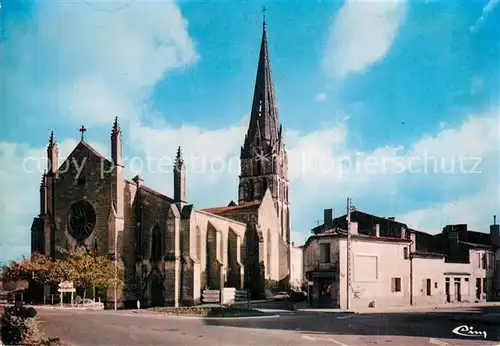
left=262, top=179, right=268, bottom=194
left=266, top=230, right=271, bottom=276
left=196, top=226, right=202, bottom=260
left=239, top=183, right=245, bottom=200
left=254, top=180, right=262, bottom=198
left=247, top=181, right=254, bottom=200
left=254, top=160, right=262, bottom=175
left=219, top=232, right=224, bottom=262
left=166, top=222, right=175, bottom=255
left=151, top=224, right=162, bottom=261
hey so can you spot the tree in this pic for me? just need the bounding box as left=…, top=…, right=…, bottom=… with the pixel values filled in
left=52, top=251, right=122, bottom=301
left=2, top=251, right=122, bottom=303
left=2, top=253, right=56, bottom=285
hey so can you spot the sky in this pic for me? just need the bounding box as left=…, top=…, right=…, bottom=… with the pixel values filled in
left=0, top=0, right=499, bottom=264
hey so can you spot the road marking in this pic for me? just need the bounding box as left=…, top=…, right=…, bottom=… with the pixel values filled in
left=301, top=335, right=349, bottom=346
left=429, top=338, right=451, bottom=346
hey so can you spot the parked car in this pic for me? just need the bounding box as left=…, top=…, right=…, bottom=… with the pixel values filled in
left=273, top=291, right=290, bottom=301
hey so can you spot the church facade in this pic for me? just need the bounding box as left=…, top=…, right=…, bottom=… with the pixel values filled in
left=30, top=21, right=291, bottom=308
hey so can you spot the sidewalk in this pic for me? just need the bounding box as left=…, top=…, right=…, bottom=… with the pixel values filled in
left=297, top=301, right=500, bottom=314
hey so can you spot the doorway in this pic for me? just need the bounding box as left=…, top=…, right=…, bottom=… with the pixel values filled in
left=476, top=278, right=481, bottom=300
left=454, top=282, right=461, bottom=302
left=445, top=281, right=450, bottom=302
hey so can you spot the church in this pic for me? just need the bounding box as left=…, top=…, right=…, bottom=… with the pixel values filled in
left=30, top=20, right=292, bottom=308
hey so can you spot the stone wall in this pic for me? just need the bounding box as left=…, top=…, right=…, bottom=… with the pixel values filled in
left=51, top=143, right=114, bottom=259
left=206, top=224, right=222, bottom=288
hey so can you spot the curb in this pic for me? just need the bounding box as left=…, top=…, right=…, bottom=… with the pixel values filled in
left=124, top=312, right=280, bottom=320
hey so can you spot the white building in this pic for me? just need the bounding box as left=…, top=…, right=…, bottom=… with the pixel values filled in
left=303, top=209, right=498, bottom=309
left=290, top=243, right=304, bottom=290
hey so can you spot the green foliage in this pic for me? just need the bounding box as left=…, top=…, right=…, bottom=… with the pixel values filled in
left=1, top=306, right=45, bottom=345
left=2, top=251, right=122, bottom=296
left=54, top=251, right=122, bottom=291
left=2, top=253, right=57, bottom=285
left=1, top=306, right=68, bottom=345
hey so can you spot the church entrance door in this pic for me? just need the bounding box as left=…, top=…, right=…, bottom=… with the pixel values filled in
left=150, top=272, right=164, bottom=307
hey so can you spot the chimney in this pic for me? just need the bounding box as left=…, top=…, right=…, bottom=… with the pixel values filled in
left=491, top=214, right=500, bottom=246
left=324, top=209, right=333, bottom=229
left=447, top=227, right=460, bottom=261
left=374, top=224, right=380, bottom=237
left=291, top=241, right=295, bottom=247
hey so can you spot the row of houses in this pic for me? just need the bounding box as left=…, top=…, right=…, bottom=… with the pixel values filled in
left=293, top=208, right=498, bottom=309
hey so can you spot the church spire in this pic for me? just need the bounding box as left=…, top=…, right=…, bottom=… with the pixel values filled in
left=111, top=117, right=122, bottom=166
left=242, top=14, right=281, bottom=158
left=47, top=131, right=59, bottom=175
left=173, top=146, right=186, bottom=205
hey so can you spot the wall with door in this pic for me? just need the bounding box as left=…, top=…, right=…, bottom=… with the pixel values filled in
left=338, top=237, right=411, bottom=309
left=412, top=256, right=447, bottom=305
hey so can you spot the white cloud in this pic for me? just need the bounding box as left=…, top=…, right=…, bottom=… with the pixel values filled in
left=397, top=188, right=499, bottom=234
left=1, top=0, right=198, bottom=263
left=470, top=0, right=499, bottom=32
left=323, top=0, right=407, bottom=79
left=315, top=93, right=328, bottom=102
left=4, top=0, right=198, bottom=126
left=1, top=0, right=498, bottom=264
left=1, top=110, right=498, bottom=262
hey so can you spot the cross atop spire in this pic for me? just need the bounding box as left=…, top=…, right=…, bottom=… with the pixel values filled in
left=79, top=126, right=87, bottom=141
left=262, top=6, right=267, bottom=29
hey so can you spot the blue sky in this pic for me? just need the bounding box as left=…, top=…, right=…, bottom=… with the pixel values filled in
left=1, top=0, right=499, bottom=264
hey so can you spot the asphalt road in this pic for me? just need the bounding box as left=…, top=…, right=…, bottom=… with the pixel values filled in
left=38, top=306, right=500, bottom=346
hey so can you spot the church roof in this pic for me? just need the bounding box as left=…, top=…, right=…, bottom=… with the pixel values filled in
left=79, top=141, right=107, bottom=161
left=201, top=201, right=261, bottom=215
left=124, top=179, right=175, bottom=202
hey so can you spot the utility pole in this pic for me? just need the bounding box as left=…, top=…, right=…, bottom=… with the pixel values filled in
left=346, top=197, right=352, bottom=311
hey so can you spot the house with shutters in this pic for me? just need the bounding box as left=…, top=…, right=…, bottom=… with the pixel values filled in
left=303, top=209, right=498, bottom=309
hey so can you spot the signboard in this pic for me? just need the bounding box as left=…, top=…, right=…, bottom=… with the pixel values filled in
left=202, top=288, right=237, bottom=304
left=58, top=281, right=74, bottom=289
left=57, top=288, right=76, bottom=293
left=202, top=290, right=220, bottom=303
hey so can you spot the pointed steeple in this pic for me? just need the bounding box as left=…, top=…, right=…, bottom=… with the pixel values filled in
left=47, top=131, right=59, bottom=174
left=173, top=146, right=186, bottom=204
left=174, top=146, right=184, bottom=168
left=111, top=117, right=122, bottom=166
left=111, top=116, right=121, bottom=137
left=242, top=16, right=281, bottom=157
left=48, top=131, right=55, bottom=147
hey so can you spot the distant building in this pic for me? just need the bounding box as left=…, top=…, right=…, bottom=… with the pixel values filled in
left=303, top=209, right=498, bottom=309
left=289, top=243, right=304, bottom=290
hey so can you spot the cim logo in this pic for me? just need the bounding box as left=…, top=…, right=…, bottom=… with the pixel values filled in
left=452, top=325, right=487, bottom=339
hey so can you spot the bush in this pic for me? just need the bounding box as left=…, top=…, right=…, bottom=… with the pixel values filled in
left=0, top=306, right=67, bottom=345
left=1, top=306, right=45, bottom=345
